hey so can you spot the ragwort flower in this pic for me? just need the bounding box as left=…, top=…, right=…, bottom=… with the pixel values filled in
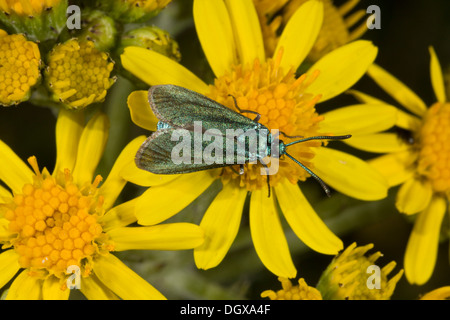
left=316, top=243, right=403, bottom=300
left=121, top=0, right=389, bottom=278
left=0, top=110, right=204, bottom=300
left=0, top=29, right=41, bottom=106
left=261, top=277, right=322, bottom=300
left=45, top=39, right=116, bottom=110
left=354, top=48, right=450, bottom=285
left=254, top=0, right=368, bottom=61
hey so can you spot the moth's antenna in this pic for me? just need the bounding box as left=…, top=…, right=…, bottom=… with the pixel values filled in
left=284, top=152, right=331, bottom=197
left=285, top=135, right=352, bottom=147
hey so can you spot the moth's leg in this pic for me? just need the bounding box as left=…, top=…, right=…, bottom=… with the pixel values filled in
left=259, top=158, right=271, bottom=198
left=228, top=94, right=261, bottom=122
left=230, top=165, right=245, bottom=176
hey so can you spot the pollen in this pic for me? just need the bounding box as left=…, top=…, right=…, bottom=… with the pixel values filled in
left=261, top=277, right=323, bottom=300
left=2, top=156, right=111, bottom=279
left=0, top=30, right=41, bottom=106
left=0, top=0, right=61, bottom=16
left=45, top=39, right=116, bottom=110
left=208, top=51, right=324, bottom=191
left=417, top=102, right=450, bottom=194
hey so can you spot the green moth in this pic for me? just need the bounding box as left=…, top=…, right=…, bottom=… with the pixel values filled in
left=135, top=85, right=351, bottom=197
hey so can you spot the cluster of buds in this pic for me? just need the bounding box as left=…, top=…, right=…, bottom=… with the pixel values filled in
left=0, top=0, right=180, bottom=109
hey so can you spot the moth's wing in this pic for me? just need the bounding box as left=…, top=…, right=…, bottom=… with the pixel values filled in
left=148, top=85, right=259, bottom=132
left=135, top=128, right=231, bottom=174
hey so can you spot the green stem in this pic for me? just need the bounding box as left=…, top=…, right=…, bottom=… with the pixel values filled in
left=96, top=76, right=136, bottom=178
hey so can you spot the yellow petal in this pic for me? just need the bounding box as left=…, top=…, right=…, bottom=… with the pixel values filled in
left=93, top=253, right=166, bottom=300
left=120, top=161, right=179, bottom=187
left=224, top=0, right=265, bottom=66
left=100, top=136, right=147, bottom=210
left=108, top=223, right=204, bottom=251
left=81, top=274, right=120, bottom=300
left=121, top=47, right=209, bottom=94
left=250, top=189, right=296, bottom=278
left=127, top=90, right=158, bottom=132
left=306, top=40, right=378, bottom=102
left=194, top=0, right=237, bottom=78
left=0, top=250, right=20, bottom=289
left=344, top=133, right=410, bottom=153
left=194, top=183, right=247, bottom=269
left=0, top=184, right=11, bottom=203
left=396, top=177, right=433, bottom=215
left=367, top=64, right=427, bottom=117
left=73, top=112, right=109, bottom=186
left=0, top=218, right=11, bottom=240
left=429, top=46, right=446, bottom=103
left=0, top=140, right=33, bottom=194
left=100, top=198, right=138, bottom=232
left=421, top=286, right=450, bottom=300
left=276, top=180, right=342, bottom=255
left=42, top=277, right=70, bottom=300
left=53, top=109, right=84, bottom=176
left=368, top=151, right=416, bottom=187
left=136, top=171, right=217, bottom=225
left=313, top=148, right=388, bottom=200
left=275, top=0, right=323, bottom=71
left=404, top=196, right=446, bottom=285
left=347, top=89, right=386, bottom=105
left=6, top=270, right=42, bottom=300
left=395, top=109, right=422, bottom=131
left=320, top=104, right=397, bottom=136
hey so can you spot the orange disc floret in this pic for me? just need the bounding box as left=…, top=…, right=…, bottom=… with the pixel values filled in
left=2, top=156, right=112, bottom=279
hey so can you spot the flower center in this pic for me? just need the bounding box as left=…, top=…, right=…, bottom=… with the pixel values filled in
left=1, top=157, right=112, bottom=279
left=0, top=30, right=41, bottom=106
left=417, top=102, right=450, bottom=193
left=45, top=39, right=115, bottom=110
left=207, top=52, right=324, bottom=191
left=0, top=0, right=60, bottom=16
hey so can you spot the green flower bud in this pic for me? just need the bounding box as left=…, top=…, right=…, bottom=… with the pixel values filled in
left=0, top=0, right=68, bottom=42
left=117, top=25, right=180, bottom=62
left=93, top=0, right=172, bottom=23
left=65, top=9, right=117, bottom=52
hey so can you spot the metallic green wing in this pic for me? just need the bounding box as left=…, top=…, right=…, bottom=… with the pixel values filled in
left=148, top=85, right=264, bottom=132
left=136, top=128, right=242, bottom=174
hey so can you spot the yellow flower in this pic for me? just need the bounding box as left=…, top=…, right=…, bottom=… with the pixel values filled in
left=420, top=286, right=450, bottom=300
left=45, top=39, right=116, bottom=110
left=0, top=29, right=41, bottom=106
left=121, top=0, right=389, bottom=278
left=353, top=47, right=450, bottom=285
left=0, top=0, right=62, bottom=16
left=254, top=0, right=368, bottom=61
left=0, top=110, right=204, bottom=300
left=316, top=243, right=403, bottom=300
left=261, top=277, right=322, bottom=300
